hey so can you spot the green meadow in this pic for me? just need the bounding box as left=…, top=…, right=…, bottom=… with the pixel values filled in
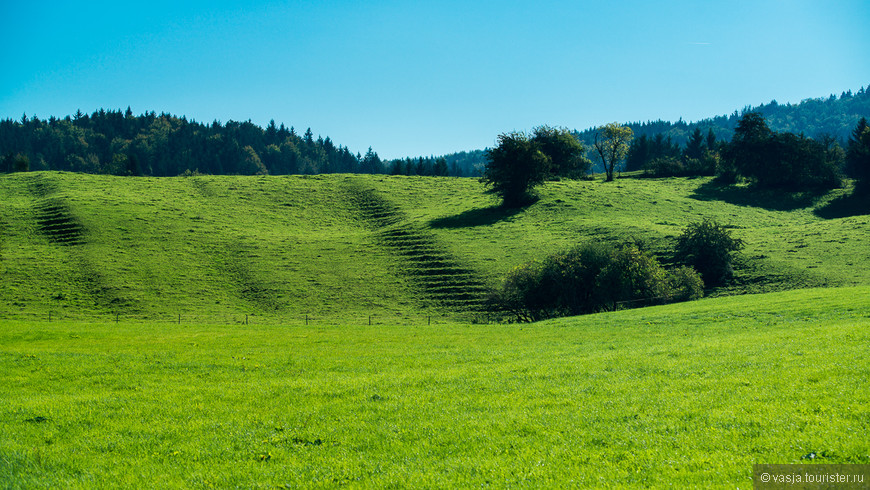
left=2, top=288, right=868, bottom=487
left=2, top=172, right=869, bottom=322
left=1, top=171, right=869, bottom=487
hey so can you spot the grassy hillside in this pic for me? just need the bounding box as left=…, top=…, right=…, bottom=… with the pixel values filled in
left=0, top=173, right=433, bottom=322
left=2, top=172, right=869, bottom=486
left=373, top=175, right=870, bottom=289
left=1, top=287, right=868, bottom=487
left=1, top=172, right=868, bottom=322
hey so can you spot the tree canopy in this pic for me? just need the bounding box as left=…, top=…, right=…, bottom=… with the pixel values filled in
left=0, top=109, right=482, bottom=178
left=846, top=117, right=870, bottom=193
left=480, top=132, right=551, bottom=207
left=593, top=123, right=633, bottom=181
left=723, top=113, right=842, bottom=190
left=531, top=125, right=590, bottom=178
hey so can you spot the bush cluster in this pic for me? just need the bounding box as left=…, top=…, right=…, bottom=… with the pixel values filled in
left=674, top=219, right=744, bottom=286
left=492, top=242, right=704, bottom=322
left=493, top=219, right=742, bottom=322
left=643, top=151, right=718, bottom=178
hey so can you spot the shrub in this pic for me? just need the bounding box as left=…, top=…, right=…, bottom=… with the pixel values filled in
left=494, top=261, right=549, bottom=322
left=546, top=242, right=614, bottom=315
left=674, top=219, right=744, bottom=286
left=667, top=266, right=705, bottom=301
left=644, top=152, right=717, bottom=178
left=644, top=156, right=684, bottom=177
left=596, top=243, right=671, bottom=311
left=495, top=241, right=704, bottom=322
left=687, top=150, right=718, bottom=176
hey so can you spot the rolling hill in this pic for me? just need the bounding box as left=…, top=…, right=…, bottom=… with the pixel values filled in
left=1, top=172, right=868, bottom=323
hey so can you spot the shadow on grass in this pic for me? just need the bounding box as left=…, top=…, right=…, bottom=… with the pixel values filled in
left=429, top=205, right=525, bottom=229
left=814, top=191, right=870, bottom=219
left=689, top=180, right=830, bottom=212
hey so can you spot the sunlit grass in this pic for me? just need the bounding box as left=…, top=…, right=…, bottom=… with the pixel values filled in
left=1, top=171, right=869, bottom=486
left=1, top=172, right=868, bottom=322
left=1, top=287, right=868, bottom=487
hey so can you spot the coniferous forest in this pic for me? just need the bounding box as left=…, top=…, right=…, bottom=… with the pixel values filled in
left=0, top=109, right=467, bottom=177
left=1, top=85, right=867, bottom=178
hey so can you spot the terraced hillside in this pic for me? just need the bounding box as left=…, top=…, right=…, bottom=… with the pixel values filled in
left=1, top=172, right=868, bottom=322
left=342, top=180, right=490, bottom=313
left=1, top=173, right=425, bottom=322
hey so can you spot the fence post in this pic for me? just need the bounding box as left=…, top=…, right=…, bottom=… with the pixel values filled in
left=428, top=316, right=431, bottom=325
left=178, top=314, right=181, bottom=325
left=368, top=315, right=371, bottom=326
left=305, top=314, right=308, bottom=326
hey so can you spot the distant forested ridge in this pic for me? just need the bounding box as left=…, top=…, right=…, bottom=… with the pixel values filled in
left=0, top=108, right=486, bottom=177
left=0, top=109, right=377, bottom=176
left=577, top=85, right=870, bottom=149
left=1, top=85, right=867, bottom=176
left=422, top=85, right=870, bottom=175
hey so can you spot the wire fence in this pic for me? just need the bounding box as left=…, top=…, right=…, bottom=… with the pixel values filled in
left=1, top=294, right=687, bottom=327
left=0, top=309, right=499, bottom=326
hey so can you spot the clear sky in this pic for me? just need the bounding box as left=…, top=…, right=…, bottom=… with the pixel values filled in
left=2, top=0, right=868, bottom=159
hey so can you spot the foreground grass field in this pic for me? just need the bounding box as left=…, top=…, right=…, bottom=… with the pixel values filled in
left=2, top=287, right=869, bottom=487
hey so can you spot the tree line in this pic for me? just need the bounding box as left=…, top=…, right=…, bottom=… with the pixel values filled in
left=0, top=109, right=481, bottom=177
left=482, top=113, right=869, bottom=210
left=432, top=85, right=870, bottom=175
left=576, top=84, right=870, bottom=155
left=2, top=84, right=866, bottom=181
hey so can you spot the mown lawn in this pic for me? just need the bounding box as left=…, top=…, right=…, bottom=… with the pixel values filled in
left=2, top=287, right=868, bottom=488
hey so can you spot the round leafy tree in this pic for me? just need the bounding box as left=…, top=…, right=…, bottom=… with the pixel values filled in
left=480, top=132, right=551, bottom=207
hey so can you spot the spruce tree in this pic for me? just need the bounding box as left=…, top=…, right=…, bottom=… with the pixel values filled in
left=847, top=117, right=870, bottom=192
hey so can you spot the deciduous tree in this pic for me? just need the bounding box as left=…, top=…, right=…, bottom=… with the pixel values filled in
left=593, top=123, right=633, bottom=181
left=532, top=125, right=589, bottom=178
left=481, top=132, right=551, bottom=207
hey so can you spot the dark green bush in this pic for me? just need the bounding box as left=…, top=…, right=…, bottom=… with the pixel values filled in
left=674, top=219, right=744, bottom=286
left=644, top=156, right=684, bottom=177
left=495, top=241, right=705, bottom=322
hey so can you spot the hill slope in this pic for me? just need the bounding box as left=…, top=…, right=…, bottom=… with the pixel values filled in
left=1, top=172, right=869, bottom=322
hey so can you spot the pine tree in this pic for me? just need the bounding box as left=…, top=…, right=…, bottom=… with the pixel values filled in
left=846, top=117, right=870, bottom=192
left=684, top=128, right=704, bottom=161
left=705, top=128, right=717, bottom=152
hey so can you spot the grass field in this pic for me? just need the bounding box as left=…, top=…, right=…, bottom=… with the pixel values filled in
left=1, top=287, right=868, bottom=487
left=1, top=172, right=868, bottom=322
left=1, top=171, right=869, bottom=487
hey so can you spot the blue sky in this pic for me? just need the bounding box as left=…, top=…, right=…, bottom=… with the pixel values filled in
left=2, top=0, right=868, bottom=159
